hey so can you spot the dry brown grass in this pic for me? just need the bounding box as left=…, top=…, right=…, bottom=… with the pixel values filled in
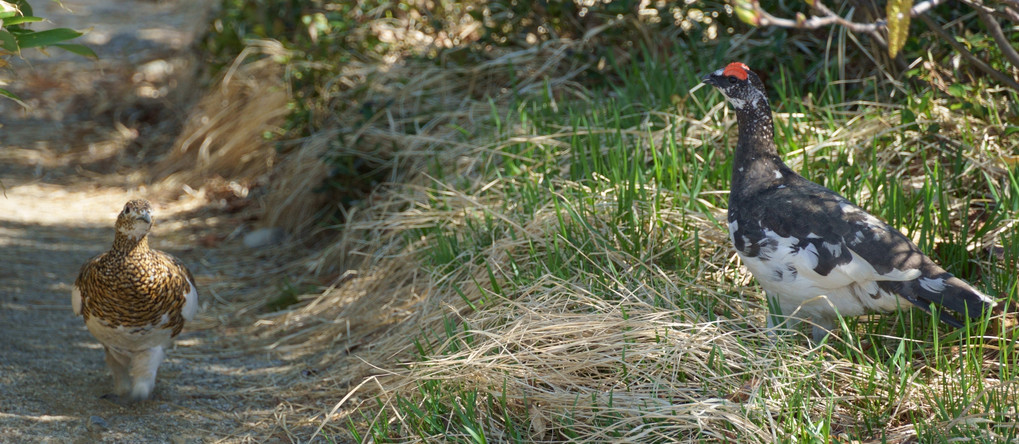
left=253, top=36, right=609, bottom=263
left=154, top=41, right=290, bottom=193
left=257, top=172, right=947, bottom=441
left=239, top=42, right=1019, bottom=439
left=262, top=95, right=1019, bottom=444
left=143, top=13, right=1019, bottom=440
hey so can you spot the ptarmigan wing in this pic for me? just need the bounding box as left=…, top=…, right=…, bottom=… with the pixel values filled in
left=72, top=253, right=105, bottom=316
left=730, top=177, right=992, bottom=325
left=153, top=250, right=199, bottom=326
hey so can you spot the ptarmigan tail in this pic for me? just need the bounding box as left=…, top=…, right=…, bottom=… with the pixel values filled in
left=880, top=267, right=996, bottom=328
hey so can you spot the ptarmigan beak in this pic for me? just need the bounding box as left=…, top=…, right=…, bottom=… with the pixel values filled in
left=701, top=73, right=721, bottom=88
left=139, top=213, right=151, bottom=224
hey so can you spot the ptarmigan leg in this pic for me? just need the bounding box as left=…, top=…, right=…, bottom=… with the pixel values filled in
left=811, top=319, right=835, bottom=343
left=128, top=346, right=165, bottom=401
left=104, top=346, right=132, bottom=396
left=765, top=292, right=799, bottom=331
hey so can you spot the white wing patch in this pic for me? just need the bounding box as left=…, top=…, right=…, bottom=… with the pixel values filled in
left=822, top=241, right=842, bottom=258
left=834, top=249, right=921, bottom=283
left=797, top=238, right=820, bottom=270
left=71, top=285, right=82, bottom=316
left=848, top=230, right=866, bottom=246
left=974, top=288, right=996, bottom=304
left=918, top=277, right=946, bottom=293
left=181, top=280, right=199, bottom=321
left=839, top=201, right=885, bottom=227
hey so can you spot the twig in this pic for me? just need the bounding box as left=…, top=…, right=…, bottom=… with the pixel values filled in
left=754, top=0, right=949, bottom=33
left=917, top=13, right=1019, bottom=92
left=964, top=0, right=1019, bottom=23
left=753, top=0, right=1019, bottom=93
left=970, top=2, right=1019, bottom=70
left=986, top=0, right=1019, bottom=22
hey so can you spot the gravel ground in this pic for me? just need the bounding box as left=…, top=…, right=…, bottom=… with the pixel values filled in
left=0, top=1, right=303, bottom=442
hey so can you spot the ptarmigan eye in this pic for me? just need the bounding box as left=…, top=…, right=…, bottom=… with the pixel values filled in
left=727, top=76, right=738, bottom=84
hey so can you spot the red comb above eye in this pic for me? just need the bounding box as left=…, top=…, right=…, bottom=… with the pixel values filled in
left=722, top=62, right=750, bottom=80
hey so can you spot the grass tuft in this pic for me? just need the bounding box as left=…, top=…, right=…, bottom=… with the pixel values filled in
left=231, top=31, right=1019, bottom=444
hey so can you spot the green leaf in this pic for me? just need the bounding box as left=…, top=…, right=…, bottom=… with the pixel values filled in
left=901, top=108, right=916, bottom=126
left=0, top=87, right=27, bottom=108
left=15, top=27, right=82, bottom=49
left=15, top=0, right=31, bottom=17
left=1004, top=126, right=1019, bottom=137
left=0, top=87, right=19, bottom=100
left=886, top=0, right=913, bottom=58
left=0, top=28, right=16, bottom=52
left=54, top=43, right=97, bottom=59
left=2, top=15, right=41, bottom=26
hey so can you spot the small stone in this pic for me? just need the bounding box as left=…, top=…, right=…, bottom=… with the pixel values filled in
left=243, top=227, right=286, bottom=248
left=86, top=415, right=109, bottom=432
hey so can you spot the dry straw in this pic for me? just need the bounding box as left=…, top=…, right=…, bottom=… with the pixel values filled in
left=171, top=25, right=1019, bottom=441
left=154, top=40, right=290, bottom=191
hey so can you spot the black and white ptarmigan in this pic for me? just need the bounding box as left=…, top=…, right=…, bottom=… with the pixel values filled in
left=701, top=62, right=996, bottom=341
left=72, top=199, right=198, bottom=401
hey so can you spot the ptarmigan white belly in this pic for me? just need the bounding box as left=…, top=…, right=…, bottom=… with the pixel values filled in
left=84, top=317, right=176, bottom=352
left=732, top=225, right=917, bottom=323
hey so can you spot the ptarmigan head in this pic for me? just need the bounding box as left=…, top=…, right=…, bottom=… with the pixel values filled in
left=116, top=199, right=154, bottom=241
left=701, top=62, right=769, bottom=112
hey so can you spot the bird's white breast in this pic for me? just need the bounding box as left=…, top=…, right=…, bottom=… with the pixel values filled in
left=85, top=317, right=174, bottom=352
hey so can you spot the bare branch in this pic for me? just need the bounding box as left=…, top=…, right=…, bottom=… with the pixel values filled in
left=971, top=2, right=1019, bottom=71
left=963, top=0, right=1019, bottom=22
left=752, top=0, right=949, bottom=33
left=984, top=0, right=1019, bottom=22
left=917, top=13, right=1019, bottom=92
left=750, top=0, right=1019, bottom=93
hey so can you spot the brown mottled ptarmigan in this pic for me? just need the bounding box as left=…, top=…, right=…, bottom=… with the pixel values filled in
left=72, top=199, right=198, bottom=401
left=701, top=62, right=996, bottom=342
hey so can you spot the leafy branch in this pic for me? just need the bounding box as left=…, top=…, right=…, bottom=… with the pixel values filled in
left=733, top=0, right=1019, bottom=92
left=0, top=0, right=97, bottom=103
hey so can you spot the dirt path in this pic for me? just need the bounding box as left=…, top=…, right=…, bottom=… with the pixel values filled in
left=0, top=1, right=298, bottom=442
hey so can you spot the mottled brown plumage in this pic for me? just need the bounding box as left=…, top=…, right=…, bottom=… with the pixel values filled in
left=72, top=199, right=198, bottom=401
